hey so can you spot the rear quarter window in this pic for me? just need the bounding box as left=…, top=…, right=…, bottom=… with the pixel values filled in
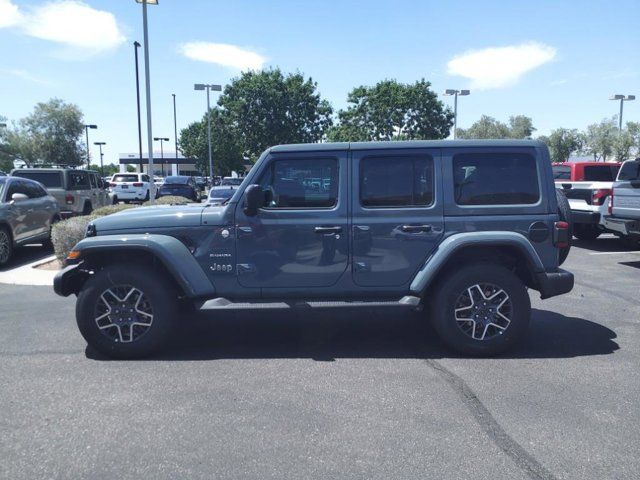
left=453, top=152, right=540, bottom=205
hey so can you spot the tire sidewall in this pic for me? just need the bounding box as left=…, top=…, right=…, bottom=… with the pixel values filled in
left=0, top=227, right=13, bottom=267
left=76, top=265, right=177, bottom=359
left=431, top=263, right=531, bottom=356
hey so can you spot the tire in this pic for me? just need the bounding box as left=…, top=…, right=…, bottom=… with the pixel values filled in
left=430, top=263, right=531, bottom=356
left=42, top=216, right=60, bottom=250
left=82, top=202, right=93, bottom=216
left=76, top=264, right=178, bottom=359
left=573, top=224, right=601, bottom=241
left=0, top=226, right=13, bottom=267
left=556, top=189, right=572, bottom=265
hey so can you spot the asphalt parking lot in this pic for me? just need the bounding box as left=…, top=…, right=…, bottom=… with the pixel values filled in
left=1, top=236, right=639, bottom=480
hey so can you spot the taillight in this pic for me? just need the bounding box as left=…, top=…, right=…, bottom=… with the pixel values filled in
left=592, top=188, right=611, bottom=205
left=608, top=188, right=614, bottom=215
left=109, top=182, right=116, bottom=187
left=554, top=221, right=569, bottom=248
left=133, top=182, right=143, bottom=187
left=65, top=193, right=74, bottom=205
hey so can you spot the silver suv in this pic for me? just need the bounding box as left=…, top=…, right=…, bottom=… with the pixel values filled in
left=604, top=158, right=640, bottom=245
left=11, top=168, right=110, bottom=217
left=0, top=176, right=60, bottom=266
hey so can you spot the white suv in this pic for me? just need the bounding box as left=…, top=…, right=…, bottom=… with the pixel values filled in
left=109, top=173, right=153, bottom=203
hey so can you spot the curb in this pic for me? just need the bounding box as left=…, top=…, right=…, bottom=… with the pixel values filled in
left=0, top=255, right=59, bottom=286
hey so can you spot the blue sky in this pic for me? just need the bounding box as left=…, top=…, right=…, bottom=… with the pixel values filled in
left=1, top=0, right=638, bottom=166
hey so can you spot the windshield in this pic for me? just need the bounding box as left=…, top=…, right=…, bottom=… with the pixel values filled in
left=13, top=170, right=63, bottom=188
left=552, top=165, right=571, bottom=180
left=209, top=188, right=235, bottom=199
left=618, top=160, right=640, bottom=181
left=164, top=176, right=189, bottom=185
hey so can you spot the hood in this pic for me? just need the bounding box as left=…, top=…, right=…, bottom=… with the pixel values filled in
left=92, top=204, right=225, bottom=232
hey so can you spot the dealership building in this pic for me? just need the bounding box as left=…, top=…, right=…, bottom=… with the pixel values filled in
left=118, top=152, right=200, bottom=176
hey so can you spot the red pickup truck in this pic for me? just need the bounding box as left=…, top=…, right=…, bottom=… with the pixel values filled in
left=553, top=162, right=621, bottom=240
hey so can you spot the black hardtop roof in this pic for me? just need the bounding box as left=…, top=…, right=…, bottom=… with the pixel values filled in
left=269, top=139, right=545, bottom=153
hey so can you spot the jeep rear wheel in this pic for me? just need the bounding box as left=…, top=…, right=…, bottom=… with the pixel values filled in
left=430, top=263, right=531, bottom=356
left=76, top=265, right=177, bottom=359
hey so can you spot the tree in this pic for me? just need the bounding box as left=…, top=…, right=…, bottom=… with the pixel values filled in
left=583, top=117, right=618, bottom=161
left=217, top=69, right=333, bottom=161
left=457, top=115, right=536, bottom=139
left=179, top=108, right=245, bottom=177
left=538, top=128, right=584, bottom=163
left=327, top=79, right=453, bottom=142
left=613, top=129, right=635, bottom=163
left=0, top=99, right=85, bottom=167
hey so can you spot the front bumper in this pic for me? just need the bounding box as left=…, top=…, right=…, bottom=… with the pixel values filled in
left=53, top=263, right=88, bottom=297
left=535, top=269, right=574, bottom=299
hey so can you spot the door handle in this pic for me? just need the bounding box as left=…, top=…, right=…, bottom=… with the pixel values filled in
left=400, top=224, right=432, bottom=233
left=314, top=226, right=342, bottom=234
left=237, top=226, right=253, bottom=237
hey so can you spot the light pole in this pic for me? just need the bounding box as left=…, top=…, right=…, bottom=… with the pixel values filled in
left=172, top=93, right=178, bottom=176
left=135, top=0, right=158, bottom=202
left=154, top=137, right=169, bottom=176
left=443, top=89, right=470, bottom=139
left=134, top=41, right=144, bottom=173
left=84, top=124, right=97, bottom=168
left=610, top=94, right=636, bottom=130
left=194, top=83, right=222, bottom=180
left=94, top=142, right=106, bottom=176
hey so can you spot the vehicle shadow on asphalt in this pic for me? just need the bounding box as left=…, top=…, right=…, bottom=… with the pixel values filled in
left=0, top=244, right=52, bottom=272
left=572, top=236, right=638, bottom=252
left=86, top=308, right=619, bottom=361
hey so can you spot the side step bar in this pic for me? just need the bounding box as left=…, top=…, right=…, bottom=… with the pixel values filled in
left=199, top=295, right=421, bottom=311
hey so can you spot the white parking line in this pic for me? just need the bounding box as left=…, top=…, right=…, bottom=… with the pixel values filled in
left=588, top=251, right=640, bottom=255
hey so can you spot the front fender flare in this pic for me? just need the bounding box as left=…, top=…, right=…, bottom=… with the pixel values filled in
left=65, top=234, right=215, bottom=298
left=409, top=231, right=545, bottom=295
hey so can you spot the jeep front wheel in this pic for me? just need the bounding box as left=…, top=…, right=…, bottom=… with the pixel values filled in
left=76, top=265, right=177, bottom=359
left=430, top=263, right=530, bottom=356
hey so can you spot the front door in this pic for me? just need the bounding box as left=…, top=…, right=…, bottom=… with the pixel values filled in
left=235, top=150, right=349, bottom=289
left=351, top=148, right=444, bottom=287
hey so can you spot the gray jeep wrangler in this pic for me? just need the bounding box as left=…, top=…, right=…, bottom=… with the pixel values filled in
left=54, top=140, right=574, bottom=359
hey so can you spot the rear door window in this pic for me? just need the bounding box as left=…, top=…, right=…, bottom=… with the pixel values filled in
left=68, top=171, right=90, bottom=190
left=453, top=152, right=539, bottom=205
left=360, top=156, right=434, bottom=207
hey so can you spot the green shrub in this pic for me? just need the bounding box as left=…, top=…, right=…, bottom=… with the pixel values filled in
left=92, top=204, right=137, bottom=216
left=143, top=195, right=191, bottom=206
left=51, top=215, right=98, bottom=262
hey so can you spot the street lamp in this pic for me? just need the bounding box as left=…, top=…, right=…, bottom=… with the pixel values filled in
left=133, top=41, right=144, bottom=173
left=154, top=137, right=169, bottom=176
left=84, top=124, right=97, bottom=168
left=135, top=0, right=158, bottom=203
left=609, top=94, right=636, bottom=130
left=194, top=83, right=222, bottom=180
left=94, top=142, right=106, bottom=176
left=172, top=93, right=178, bottom=176
left=443, top=89, right=470, bottom=139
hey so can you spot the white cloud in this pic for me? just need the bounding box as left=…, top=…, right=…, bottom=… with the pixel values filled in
left=447, top=42, right=556, bottom=90
left=1, top=68, right=49, bottom=84
left=23, top=1, right=125, bottom=56
left=0, top=0, right=22, bottom=28
left=179, top=42, right=266, bottom=70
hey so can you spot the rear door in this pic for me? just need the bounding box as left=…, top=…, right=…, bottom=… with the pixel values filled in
left=351, top=147, right=444, bottom=287
left=613, top=159, right=640, bottom=220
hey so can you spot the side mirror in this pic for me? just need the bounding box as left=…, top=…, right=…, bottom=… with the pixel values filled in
left=244, top=184, right=264, bottom=216
left=11, top=193, right=29, bottom=203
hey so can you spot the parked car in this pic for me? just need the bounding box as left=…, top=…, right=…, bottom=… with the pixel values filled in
left=11, top=168, right=110, bottom=217
left=54, top=140, right=574, bottom=359
left=220, top=176, right=243, bottom=187
left=0, top=176, right=60, bottom=266
left=194, top=176, right=207, bottom=191
left=553, top=162, right=621, bottom=240
left=602, top=158, right=640, bottom=246
left=153, top=176, right=165, bottom=191
left=109, top=173, right=153, bottom=203
left=157, top=176, right=200, bottom=202
left=207, top=187, right=236, bottom=205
